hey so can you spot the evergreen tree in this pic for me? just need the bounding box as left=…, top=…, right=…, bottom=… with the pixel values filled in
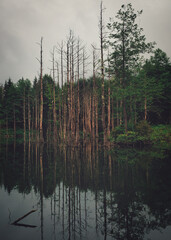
left=107, top=3, right=154, bottom=131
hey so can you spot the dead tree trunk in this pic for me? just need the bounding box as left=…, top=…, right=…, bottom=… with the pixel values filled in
left=107, top=52, right=111, bottom=138
left=61, top=42, right=64, bottom=139
left=67, top=39, right=71, bottom=141
left=100, top=1, right=106, bottom=144
left=39, top=37, right=44, bottom=142
left=52, top=47, right=57, bottom=142
left=92, top=46, right=96, bottom=140
left=76, top=39, right=80, bottom=143
left=23, top=87, right=26, bottom=142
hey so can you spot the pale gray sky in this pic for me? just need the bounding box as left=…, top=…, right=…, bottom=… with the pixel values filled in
left=0, top=0, right=171, bottom=84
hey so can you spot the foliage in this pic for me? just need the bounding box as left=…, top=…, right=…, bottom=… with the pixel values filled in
left=150, top=125, right=171, bottom=143
left=135, top=120, right=152, bottom=137
left=111, top=124, right=125, bottom=139
left=115, top=131, right=137, bottom=144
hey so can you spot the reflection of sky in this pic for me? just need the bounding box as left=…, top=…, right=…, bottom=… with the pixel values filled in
left=145, top=227, right=171, bottom=240
left=1, top=180, right=171, bottom=239
left=0, top=186, right=40, bottom=240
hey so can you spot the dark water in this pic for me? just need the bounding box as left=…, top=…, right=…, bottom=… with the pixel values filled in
left=0, top=140, right=171, bottom=240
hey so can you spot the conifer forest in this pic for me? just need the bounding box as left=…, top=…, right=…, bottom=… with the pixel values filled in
left=1, top=3, right=171, bottom=240
left=0, top=3, right=171, bottom=145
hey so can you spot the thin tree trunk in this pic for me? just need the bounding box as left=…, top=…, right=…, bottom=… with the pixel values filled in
left=107, top=53, right=111, bottom=137
left=145, top=96, right=147, bottom=121
left=39, top=37, right=44, bottom=142
left=122, top=19, right=128, bottom=133
left=13, top=105, right=16, bottom=139
left=28, top=95, right=31, bottom=141
left=120, top=100, right=122, bottom=125
left=52, top=47, right=57, bottom=142
left=123, top=100, right=127, bottom=132
left=32, top=105, right=34, bottom=141
left=82, top=48, right=86, bottom=138
left=134, top=98, right=137, bottom=125
left=92, top=46, right=96, bottom=140
left=76, top=39, right=80, bottom=143
left=23, top=88, right=26, bottom=142
left=35, top=98, right=37, bottom=131
left=116, top=99, right=119, bottom=126
left=100, top=1, right=106, bottom=144
left=61, top=42, right=64, bottom=139
left=67, top=40, right=71, bottom=141
left=111, top=98, right=114, bottom=131
left=95, top=89, right=99, bottom=139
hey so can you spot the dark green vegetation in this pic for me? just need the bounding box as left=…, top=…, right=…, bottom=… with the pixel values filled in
left=0, top=4, right=170, bottom=145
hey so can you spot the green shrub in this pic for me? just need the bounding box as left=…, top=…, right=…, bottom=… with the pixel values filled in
left=150, top=125, right=171, bottom=143
left=116, top=131, right=138, bottom=144
left=135, top=120, right=152, bottom=137
left=111, top=124, right=125, bottom=139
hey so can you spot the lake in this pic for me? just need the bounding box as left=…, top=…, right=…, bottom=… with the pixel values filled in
left=0, top=140, right=171, bottom=240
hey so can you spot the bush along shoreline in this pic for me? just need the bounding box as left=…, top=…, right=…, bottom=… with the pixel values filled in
left=109, top=121, right=171, bottom=146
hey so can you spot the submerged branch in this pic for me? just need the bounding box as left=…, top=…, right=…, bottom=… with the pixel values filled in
left=11, top=209, right=37, bottom=226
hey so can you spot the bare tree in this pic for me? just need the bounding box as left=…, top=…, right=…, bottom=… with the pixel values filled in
left=99, top=1, right=106, bottom=144
left=36, top=37, right=44, bottom=142
left=51, top=47, right=58, bottom=142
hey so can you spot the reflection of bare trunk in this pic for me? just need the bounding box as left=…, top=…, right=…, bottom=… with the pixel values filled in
left=104, top=191, right=107, bottom=240
left=85, top=191, right=87, bottom=231
left=23, top=141, right=26, bottom=180
left=104, top=152, right=107, bottom=240
left=40, top=144, right=44, bottom=240
left=28, top=139, right=31, bottom=178
left=68, top=186, right=71, bottom=240
left=62, top=181, right=65, bottom=237
left=95, top=190, right=98, bottom=232
left=53, top=145, right=57, bottom=237
left=109, top=154, right=112, bottom=189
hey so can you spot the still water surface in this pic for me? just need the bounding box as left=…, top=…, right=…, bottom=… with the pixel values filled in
left=0, top=141, right=171, bottom=240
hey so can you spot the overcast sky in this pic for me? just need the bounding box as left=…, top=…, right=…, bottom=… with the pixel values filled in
left=0, top=0, right=171, bottom=84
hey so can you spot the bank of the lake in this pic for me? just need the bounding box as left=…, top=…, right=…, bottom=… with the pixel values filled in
left=109, top=123, right=171, bottom=146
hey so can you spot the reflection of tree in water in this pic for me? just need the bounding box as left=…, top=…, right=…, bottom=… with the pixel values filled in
left=96, top=147, right=171, bottom=240
left=0, top=140, right=171, bottom=239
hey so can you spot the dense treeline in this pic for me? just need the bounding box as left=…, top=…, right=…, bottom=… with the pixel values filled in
left=0, top=3, right=170, bottom=144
